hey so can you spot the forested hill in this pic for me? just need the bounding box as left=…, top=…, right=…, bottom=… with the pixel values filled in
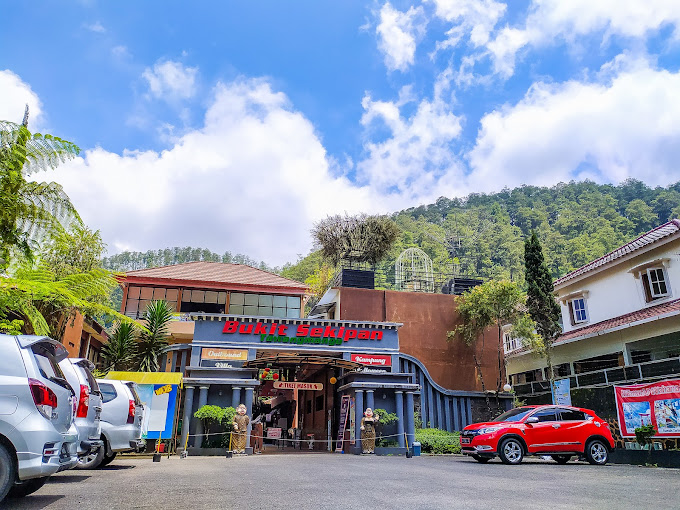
left=282, top=179, right=680, bottom=286
left=103, top=179, right=680, bottom=288
left=102, top=247, right=281, bottom=274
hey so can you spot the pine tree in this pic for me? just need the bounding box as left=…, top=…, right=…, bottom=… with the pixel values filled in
left=524, top=231, right=562, bottom=389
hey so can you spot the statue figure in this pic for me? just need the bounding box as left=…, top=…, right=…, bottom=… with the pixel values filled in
left=232, top=404, right=250, bottom=454
left=360, top=408, right=380, bottom=454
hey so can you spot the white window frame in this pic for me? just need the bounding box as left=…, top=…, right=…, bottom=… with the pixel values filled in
left=571, top=297, right=588, bottom=324
left=646, top=267, right=670, bottom=299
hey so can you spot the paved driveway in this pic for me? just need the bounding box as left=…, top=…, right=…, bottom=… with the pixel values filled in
left=3, top=454, right=676, bottom=510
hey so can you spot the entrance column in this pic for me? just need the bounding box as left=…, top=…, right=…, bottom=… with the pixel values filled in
left=195, top=386, right=209, bottom=446
left=245, top=387, right=254, bottom=454
left=180, top=385, right=195, bottom=450
left=232, top=386, right=242, bottom=407
left=395, top=391, right=405, bottom=448
left=366, top=390, right=375, bottom=411
left=405, top=391, right=415, bottom=446
left=354, top=390, right=364, bottom=451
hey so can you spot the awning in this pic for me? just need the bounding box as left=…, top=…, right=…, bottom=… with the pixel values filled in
left=243, top=353, right=362, bottom=371
left=105, top=371, right=183, bottom=387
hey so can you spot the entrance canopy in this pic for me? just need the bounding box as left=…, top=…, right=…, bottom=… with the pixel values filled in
left=244, top=353, right=363, bottom=371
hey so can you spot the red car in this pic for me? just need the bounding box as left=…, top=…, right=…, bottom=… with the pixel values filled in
left=460, top=405, right=615, bottom=465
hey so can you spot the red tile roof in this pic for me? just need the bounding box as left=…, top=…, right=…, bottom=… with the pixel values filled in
left=554, top=219, right=680, bottom=286
left=510, top=298, right=680, bottom=357
left=124, top=261, right=308, bottom=292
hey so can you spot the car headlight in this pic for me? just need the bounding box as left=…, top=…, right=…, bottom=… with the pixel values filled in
left=476, top=426, right=502, bottom=435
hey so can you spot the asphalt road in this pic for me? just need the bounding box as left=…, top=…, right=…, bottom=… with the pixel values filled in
left=3, top=453, right=677, bottom=510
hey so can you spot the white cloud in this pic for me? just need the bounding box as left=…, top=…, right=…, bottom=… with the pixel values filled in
left=142, top=60, right=198, bottom=101
left=431, top=0, right=506, bottom=49
left=376, top=3, right=427, bottom=72
left=357, top=82, right=465, bottom=204
left=467, top=57, right=680, bottom=192
left=0, top=70, right=44, bottom=129
left=112, top=45, right=130, bottom=59
left=48, top=79, right=376, bottom=266
left=84, top=21, right=106, bottom=33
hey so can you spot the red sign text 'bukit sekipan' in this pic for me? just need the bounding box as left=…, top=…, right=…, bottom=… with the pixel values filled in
left=222, top=320, right=383, bottom=342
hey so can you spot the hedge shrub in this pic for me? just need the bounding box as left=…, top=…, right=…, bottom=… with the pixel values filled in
left=415, top=428, right=461, bottom=454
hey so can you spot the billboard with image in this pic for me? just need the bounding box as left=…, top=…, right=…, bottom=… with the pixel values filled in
left=614, top=379, right=680, bottom=438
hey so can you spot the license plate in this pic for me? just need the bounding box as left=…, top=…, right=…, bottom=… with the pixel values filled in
left=95, top=408, right=101, bottom=420
left=461, top=438, right=471, bottom=444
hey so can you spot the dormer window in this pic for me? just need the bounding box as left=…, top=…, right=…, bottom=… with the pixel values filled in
left=570, top=297, right=588, bottom=324
left=629, top=259, right=672, bottom=304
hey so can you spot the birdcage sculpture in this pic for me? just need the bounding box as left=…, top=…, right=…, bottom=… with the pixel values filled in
left=395, top=248, right=435, bottom=293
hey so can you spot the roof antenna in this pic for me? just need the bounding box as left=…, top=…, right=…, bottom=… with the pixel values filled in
left=22, top=104, right=29, bottom=127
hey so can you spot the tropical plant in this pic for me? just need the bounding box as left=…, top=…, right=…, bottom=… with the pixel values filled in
left=524, top=231, right=562, bottom=393
left=0, top=109, right=81, bottom=269
left=312, top=213, right=400, bottom=266
left=414, top=428, right=461, bottom=454
left=101, top=321, right=137, bottom=371
left=136, top=300, right=174, bottom=371
left=634, top=424, right=657, bottom=449
left=0, top=318, right=23, bottom=335
left=448, top=280, right=536, bottom=409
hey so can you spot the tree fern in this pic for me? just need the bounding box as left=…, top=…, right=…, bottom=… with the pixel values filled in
left=136, top=300, right=173, bottom=372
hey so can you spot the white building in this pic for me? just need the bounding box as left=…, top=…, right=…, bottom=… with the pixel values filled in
left=507, top=220, right=680, bottom=394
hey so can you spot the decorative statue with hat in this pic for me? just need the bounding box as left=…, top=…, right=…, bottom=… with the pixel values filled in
left=231, top=404, right=250, bottom=454
left=360, top=408, right=380, bottom=454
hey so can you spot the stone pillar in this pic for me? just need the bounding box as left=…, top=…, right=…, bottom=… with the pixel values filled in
left=180, top=386, right=195, bottom=450
left=405, top=391, right=415, bottom=446
left=231, top=387, right=242, bottom=408
left=195, top=386, right=209, bottom=446
left=244, top=387, right=254, bottom=454
left=365, top=389, right=375, bottom=411
left=354, top=390, right=364, bottom=452
left=395, top=391, right=405, bottom=448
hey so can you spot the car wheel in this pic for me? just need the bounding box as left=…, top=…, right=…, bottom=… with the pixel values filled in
left=551, top=455, right=571, bottom=464
left=7, top=476, right=48, bottom=498
left=585, top=439, right=609, bottom=465
left=99, top=451, right=117, bottom=467
left=471, top=455, right=491, bottom=463
left=76, top=446, right=105, bottom=470
left=0, top=443, right=15, bottom=502
left=498, top=438, right=524, bottom=465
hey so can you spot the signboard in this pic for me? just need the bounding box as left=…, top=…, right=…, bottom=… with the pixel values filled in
left=273, top=381, right=323, bottom=391
left=614, top=379, right=680, bottom=438
left=335, top=395, right=351, bottom=452
left=137, top=383, right=179, bottom=440
left=267, top=428, right=282, bottom=439
left=552, top=378, right=571, bottom=406
left=351, top=353, right=392, bottom=367
left=201, top=348, right=248, bottom=361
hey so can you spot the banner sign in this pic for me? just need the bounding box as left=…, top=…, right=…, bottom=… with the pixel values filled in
left=351, top=354, right=392, bottom=367
left=137, top=383, right=179, bottom=440
left=335, top=395, right=351, bottom=452
left=614, top=379, right=680, bottom=438
left=552, top=378, right=571, bottom=406
left=273, top=381, right=323, bottom=391
left=267, top=428, right=282, bottom=439
left=201, top=348, right=248, bottom=361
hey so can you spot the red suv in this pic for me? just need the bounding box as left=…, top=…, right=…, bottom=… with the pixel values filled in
left=460, top=405, right=615, bottom=465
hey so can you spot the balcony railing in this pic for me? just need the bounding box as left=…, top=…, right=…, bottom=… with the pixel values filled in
left=513, top=355, right=680, bottom=396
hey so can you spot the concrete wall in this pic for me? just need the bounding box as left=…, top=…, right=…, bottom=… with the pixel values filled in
left=338, top=287, right=503, bottom=393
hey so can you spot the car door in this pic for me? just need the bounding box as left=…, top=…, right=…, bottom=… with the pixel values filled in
left=523, top=408, right=564, bottom=454
left=556, top=408, right=589, bottom=452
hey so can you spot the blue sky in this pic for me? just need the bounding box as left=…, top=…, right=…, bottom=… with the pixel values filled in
left=2, top=1, right=680, bottom=265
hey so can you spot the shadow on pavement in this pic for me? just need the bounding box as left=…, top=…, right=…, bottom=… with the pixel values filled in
left=0, top=495, right=65, bottom=509
left=47, top=474, right=91, bottom=483
left=100, top=464, right=135, bottom=471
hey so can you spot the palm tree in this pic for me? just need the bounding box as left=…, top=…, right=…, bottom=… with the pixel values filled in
left=0, top=107, right=81, bottom=270
left=101, top=321, right=137, bottom=372
left=136, top=300, right=174, bottom=372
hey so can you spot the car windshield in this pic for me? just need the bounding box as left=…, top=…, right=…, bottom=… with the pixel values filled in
left=493, top=407, right=535, bottom=422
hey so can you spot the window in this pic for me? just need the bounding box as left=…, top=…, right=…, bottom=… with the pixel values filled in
left=99, top=383, right=117, bottom=403
left=558, top=409, right=586, bottom=421
left=315, top=395, right=324, bottom=412
left=228, top=293, right=300, bottom=318
left=532, top=409, right=557, bottom=422
left=641, top=267, right=670, bottom=302
left=568, top=297, right=588, bottom=325
left=31, top=344, right=66, bottom=381
left=503, top=332, right=522, bottom=354
left=125, top=286, right=179, bottom=319
left=179, top=289, right=227, bottom=314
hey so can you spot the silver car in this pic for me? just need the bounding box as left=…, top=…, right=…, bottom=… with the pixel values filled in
left=85, top=379, right=145, bottom=468
left=58, top=358, right=104, bottom=467
left=0, top=334, right=78, bottom=502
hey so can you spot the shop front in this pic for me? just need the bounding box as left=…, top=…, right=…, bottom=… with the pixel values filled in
left=179, top=314, right=419, bottom=454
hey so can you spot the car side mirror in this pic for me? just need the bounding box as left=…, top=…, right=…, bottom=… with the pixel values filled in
left=525, top=416, right=539, bottom=424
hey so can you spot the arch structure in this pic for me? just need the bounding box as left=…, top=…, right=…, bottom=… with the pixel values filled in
left=395, top=248, right=435, bottom=293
